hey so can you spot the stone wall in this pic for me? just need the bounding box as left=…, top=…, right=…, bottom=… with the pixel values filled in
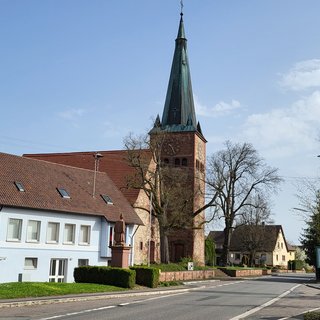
left=222, top=269, right=271, bottom=277
left=159, top=270, right=215, bottom=282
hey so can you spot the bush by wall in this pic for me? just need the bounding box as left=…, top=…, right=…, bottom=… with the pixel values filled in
left=205, top=238, right=215, bottom=266
left=130, top=266, right=159, bottom=288
left=288, top=260, right=304, bottom=271
left=74, top=266, right=136, bottom=289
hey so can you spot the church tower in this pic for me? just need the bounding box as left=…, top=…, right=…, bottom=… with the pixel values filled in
left=150, top=11, right=206, bottom=264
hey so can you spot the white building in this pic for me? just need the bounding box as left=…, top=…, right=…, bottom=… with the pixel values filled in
left=0, top=153, right=142, bottom=283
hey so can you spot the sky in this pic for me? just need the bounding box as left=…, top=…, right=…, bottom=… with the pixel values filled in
left=1, top=0, right=320, bottom=245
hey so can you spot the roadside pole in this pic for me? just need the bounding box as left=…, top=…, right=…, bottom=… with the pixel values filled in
left=316, top=246, right=320, bottom=281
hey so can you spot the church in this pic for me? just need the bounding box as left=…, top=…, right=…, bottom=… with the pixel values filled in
left=24, top=10, right=207, bottom=266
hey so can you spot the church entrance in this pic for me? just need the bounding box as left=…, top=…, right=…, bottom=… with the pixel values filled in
left=173, top=243, right=185, bottom=262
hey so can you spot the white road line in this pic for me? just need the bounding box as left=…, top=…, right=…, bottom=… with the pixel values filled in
left=39, top=291, right=189, bottom=320
left=39, top=305, right=116, bottom=320
left=229, top=284, right=301, bottom=320
left=39, top=281, right=245, bottom=320
left=279, top=306, right=320, bottom=320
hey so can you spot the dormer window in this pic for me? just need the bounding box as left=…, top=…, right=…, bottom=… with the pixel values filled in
left=101, top=194, right=113, bottom=205
left=57, top=188, right=70, bottom=199
left=14, top=181, right=25, bottom=192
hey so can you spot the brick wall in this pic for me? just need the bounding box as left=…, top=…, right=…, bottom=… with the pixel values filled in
left=159, top=270, right=215, bottom=282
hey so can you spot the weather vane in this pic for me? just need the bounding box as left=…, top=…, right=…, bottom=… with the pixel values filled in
left=180, top=0, right=184, bottom=15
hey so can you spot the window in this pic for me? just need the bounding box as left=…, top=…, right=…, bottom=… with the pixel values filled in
left=196, top=159, right=200, bottom=170
left=14, top=181, right=25, bottom=192
left=174, top=158, right=180, bottom=166
left=140, top=241, right=143, bottom=250
left=27, top=220, right=40, bottom=242
left=25, top=257, right=38, bottom=269
left=235, top=253, right=241, bottom=260
left=101, top=194, right=113, bottom=205
left=47, top=222, right=60, bottom=243
left=57, top=188, right=70, bottom=199
left=7, top=218, right=22, bottom=241
left=78, top=259, right=89, bottom=267
left=276, top=254, right=279, bottom=261
left=181, top=158, right=188, bottom=166
left=163, top=158, right=169, bottom=165
left=79, top=225, right=91, bottom=245
left=63, top=224, right=75, bottom=244
left=281, top=242, right=283, bottom=249
left=282, top=255, right=286, bottom=262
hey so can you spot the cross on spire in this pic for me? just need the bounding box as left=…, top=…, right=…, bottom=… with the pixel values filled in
left=180, top=0, right=184, bottom=15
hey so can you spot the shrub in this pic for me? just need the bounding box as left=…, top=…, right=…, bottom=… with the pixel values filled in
left=288, top=260, right=304, bottom=271
left=74, top=266, right=136, bottom=288
left=205, top=238, right=215, bottom=266
left=130, top=266, right=159, bottom=288
left=304, top=311, right=320, bottom=320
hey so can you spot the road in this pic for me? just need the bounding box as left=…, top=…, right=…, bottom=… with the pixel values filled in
left=0, top=273, right=318, bottom=320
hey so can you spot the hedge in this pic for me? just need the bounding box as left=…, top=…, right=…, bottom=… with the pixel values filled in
left=74, top=266, right=136, bottom=288
left=130, top=266, right=159, bottom=288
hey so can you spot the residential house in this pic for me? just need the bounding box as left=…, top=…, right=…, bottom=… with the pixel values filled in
left=0, top=152, right=142, bottom=283
left=24, top=150, right=159, bottom=265
left=208, top=225, right=296, bottom=267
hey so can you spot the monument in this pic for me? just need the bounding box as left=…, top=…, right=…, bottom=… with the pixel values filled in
left=110, top=214, right=131, bottom=268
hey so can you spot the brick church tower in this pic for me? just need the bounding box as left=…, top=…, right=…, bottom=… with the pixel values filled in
left=150, top=11, right=206, bottom=264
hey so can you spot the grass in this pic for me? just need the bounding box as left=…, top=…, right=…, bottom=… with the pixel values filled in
left=0, top=282, right=125, bottom=299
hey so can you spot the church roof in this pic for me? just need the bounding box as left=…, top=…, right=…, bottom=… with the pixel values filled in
left=150, top=13, right=204, bottom=139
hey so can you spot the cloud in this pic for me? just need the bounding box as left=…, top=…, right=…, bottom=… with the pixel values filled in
left=279, top=59, right=320, bottom=91
left=241, top=91, right=320, bottom=159
left=57, top=108, right=86, bottom=120
left=194, top=95, right=242, bottom=118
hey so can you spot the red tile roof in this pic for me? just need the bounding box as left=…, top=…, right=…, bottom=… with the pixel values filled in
left=0, top=152, right=142, bottom=225
left=24, top=150, right=152, bottom=205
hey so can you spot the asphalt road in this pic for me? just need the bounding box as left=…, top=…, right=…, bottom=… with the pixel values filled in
left=0, top=273, right=318, bottom=320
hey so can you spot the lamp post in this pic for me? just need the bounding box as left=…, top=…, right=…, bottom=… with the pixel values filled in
left=93, top=152, right=103, bottom=198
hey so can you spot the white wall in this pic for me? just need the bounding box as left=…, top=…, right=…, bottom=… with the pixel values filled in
left=0, top=206, right=135, bottom=283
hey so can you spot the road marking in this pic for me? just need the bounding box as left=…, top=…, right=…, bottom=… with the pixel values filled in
left=279, top=306, right=320, bottom=320
left=39, top=291, right=189, bottom=320
left=39, top=281, right=244, bottom=320
left=40, top=305, right=116, bottom=320
left=229, top=284, right=301, bottom=320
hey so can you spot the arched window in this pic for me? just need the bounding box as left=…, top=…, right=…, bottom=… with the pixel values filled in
left=196, top=159, right=200, bottom=170
left=182, top=158, right=188, bottom=166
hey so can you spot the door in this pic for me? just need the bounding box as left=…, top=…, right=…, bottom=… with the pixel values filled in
left=174, top=243, right=185, bottom=262
left=49, top=259, right=67, bottom=282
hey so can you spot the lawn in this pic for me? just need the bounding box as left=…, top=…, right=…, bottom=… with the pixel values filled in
left=0, top=282, right=125, bottom=299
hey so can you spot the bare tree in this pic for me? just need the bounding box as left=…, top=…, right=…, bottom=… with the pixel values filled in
left=124, top=132, right=199, bottom=263
left=206, top=141, right=282, bottom=266
left=235, top=194, right=274, bottom=266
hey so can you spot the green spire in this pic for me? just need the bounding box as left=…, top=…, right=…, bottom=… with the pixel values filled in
left=159, top=13, right=198, bottom=133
